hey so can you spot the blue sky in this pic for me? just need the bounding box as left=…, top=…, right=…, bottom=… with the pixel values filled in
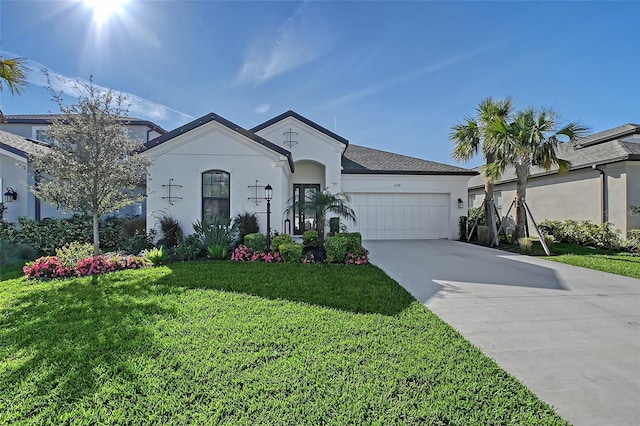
left=1, top=0, right=639, bottom=168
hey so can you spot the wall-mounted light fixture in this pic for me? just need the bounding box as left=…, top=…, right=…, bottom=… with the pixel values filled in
left=457, top=198, right=464, bottom=209
left=3, top=187, right=17, bottom=203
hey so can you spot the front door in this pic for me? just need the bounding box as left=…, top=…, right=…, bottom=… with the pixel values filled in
left=293, top=184, right=320, bottom=235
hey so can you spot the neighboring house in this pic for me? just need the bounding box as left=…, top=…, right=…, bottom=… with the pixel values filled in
left=467, top=123, right=640, bottom=237
left=0, top=115, right=166, bottom=222
left=145, top=110, right=476, bottom=240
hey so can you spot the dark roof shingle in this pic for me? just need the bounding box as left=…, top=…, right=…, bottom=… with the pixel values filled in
left=5, top=114, right=168, bottom=134
left=0, top=130, right=47, bottom=158
left=342, top=144, right=477, bottom=175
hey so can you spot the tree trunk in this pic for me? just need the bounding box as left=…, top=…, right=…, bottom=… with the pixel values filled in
left=317, top=216, right=325, bottom=247
left=513, top=164, right=528, bottom=241
left=92, top=211, right=100, bottom=255
left=484, top=180, right=499, bottom=246
left=484, top=152, right=497, bottom=244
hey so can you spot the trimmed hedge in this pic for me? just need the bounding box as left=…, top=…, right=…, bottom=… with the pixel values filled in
left=272, top=234, right=292, bottom=251
left=539, top=219, right=621, bottom=250
left=325, top=234, right=349, bottom=263
left=279, top=242, right=303, bottom=263
left=0, top=215, right=154, bottom=256
left=244, top=233, right=267, bottom=252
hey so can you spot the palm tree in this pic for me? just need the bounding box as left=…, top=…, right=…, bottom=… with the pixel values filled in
left=285, top=187, right=357, bottom=247
left=450, top=97, right=514, bottom=244
left=0, top=56, right=28, bottom=122
left=486, top=108, right=588, bottom=240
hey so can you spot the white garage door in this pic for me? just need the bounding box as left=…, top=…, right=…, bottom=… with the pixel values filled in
left=348, top=193, right=450, bottom=240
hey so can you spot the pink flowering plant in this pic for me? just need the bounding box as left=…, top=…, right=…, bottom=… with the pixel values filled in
left=345, top=246, right=370, bottom=265
left=24, top=253, right=149, bottom=280
left=23, top=256, right=75, bottom=279
left=231, top=245, right=283, bottom=263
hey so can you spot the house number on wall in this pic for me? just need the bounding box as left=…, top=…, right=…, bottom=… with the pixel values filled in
left=394, top=184, right=401, bottom=187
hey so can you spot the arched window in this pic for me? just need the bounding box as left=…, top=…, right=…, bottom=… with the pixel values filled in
left=202, top=170, right=230, bottom=224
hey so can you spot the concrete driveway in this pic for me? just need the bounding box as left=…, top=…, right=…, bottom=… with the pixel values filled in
left=366, top=239, right=640, bottom=426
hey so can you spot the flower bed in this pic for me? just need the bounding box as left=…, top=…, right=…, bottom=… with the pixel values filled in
left=24, top=254, right=148, bottom=280
left=231, top=245, right=283, bottom=263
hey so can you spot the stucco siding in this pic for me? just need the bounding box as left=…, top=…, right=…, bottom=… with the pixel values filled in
left=254, top=118, right=343, bottom=191
left=342, top=174, right=470, bottom=240
left=0, top=155, right=29, bottom=222
left=626, top=162, right=640, bottom=233
left=146, top=122, right=290, bottom=237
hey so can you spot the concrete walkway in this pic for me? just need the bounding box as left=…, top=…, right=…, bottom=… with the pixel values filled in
left=366, top=240, right=640, bottom=426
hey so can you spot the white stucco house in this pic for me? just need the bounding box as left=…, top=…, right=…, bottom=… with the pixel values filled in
left=0, top=115, right=166, bottom=222
left=145, top=110, right=477, bottom=240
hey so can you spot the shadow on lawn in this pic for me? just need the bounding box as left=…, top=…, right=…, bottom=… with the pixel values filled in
left=0, top=272, right=175, bottom=420
left=159, top=262, right=416, bottom=316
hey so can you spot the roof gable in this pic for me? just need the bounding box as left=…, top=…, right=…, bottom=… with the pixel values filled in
left=145, top=112, right=295, bottom=172
left=575, top=123, right=640, bottom=148
left=251, top=110, right=349, bottom=146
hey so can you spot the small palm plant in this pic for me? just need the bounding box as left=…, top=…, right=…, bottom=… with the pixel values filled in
left=285, top=187, right=357, bottom=247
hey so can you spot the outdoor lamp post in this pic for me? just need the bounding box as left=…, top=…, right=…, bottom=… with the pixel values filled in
left=3, top=187, right=17, bottom=203
left=265, top=184, right=273, bottom=250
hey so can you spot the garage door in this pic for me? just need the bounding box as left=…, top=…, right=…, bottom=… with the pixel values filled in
left=348, top=193, right=449, bottom=240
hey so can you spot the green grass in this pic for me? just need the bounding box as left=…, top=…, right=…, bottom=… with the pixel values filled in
left=1, top=262, right=567, bottom=425
left=502, top=241, right=640, bottom=279
left=545, top=244, right=640, bottom=279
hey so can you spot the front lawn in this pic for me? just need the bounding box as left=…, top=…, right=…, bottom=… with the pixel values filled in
left=503, top=241, right=640, bottom=279
left=0, top=262, right=567, bottom=424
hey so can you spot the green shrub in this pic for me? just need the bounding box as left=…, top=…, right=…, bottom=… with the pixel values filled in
left=539, top=219, right=621, bottom=250
left=623, top=229, right=640, bottom=254
left=207, top=245, right=229, bottom=260
left=55, top=242, right=95, bottom=268
left=302, top=230, right=319, bottom=248
left=117, top=217, right=155, bottom=254
left=173, top=234, right=204, bottom=261
left=0, top=215, right=154, bottom=256
left=543, top=234, right=555, bottom=252
left=144, top=246, right=167, bottom=266
left=345, top=232, right=362, bottom=255
left=279, top=242, right=302, bottom=263
left=271, top=234, right=292, bottom=251
left=325, top=234, right=349, bottom=263
left=518, top=237, right=533, bottom=254
left=0, top=239, right=37, bottom=266
left=477, top=225, right=492, bottom=247
left=244, top=233, right=267, bottom=252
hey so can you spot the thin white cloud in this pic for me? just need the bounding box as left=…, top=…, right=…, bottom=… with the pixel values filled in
left=254, top=104, right=271, bottom=114
left=312, top=43, right=506, bottom=112
left=22, top=58, right=194, bottom=127
left=233, top=3, right=329, bottom=86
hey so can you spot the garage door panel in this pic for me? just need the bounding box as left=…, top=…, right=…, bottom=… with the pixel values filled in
left=349, top=193, right=449, bottom=240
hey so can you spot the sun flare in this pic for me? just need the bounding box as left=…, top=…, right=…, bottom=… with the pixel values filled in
left=84, top=0, right=129, bottom=25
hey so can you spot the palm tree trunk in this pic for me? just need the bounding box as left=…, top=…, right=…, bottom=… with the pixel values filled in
left=317, top=216, right=326, bottom=247
left=513, top=164, right=528, bottom=241
left=484, top=153, right=497, bottom=244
